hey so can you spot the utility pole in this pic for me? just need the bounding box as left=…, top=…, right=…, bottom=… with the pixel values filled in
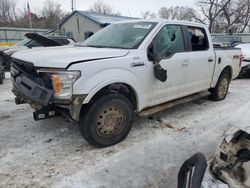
left=71, top=0, right=74, bottom=12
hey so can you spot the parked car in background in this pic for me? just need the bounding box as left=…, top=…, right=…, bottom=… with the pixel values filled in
left=212, top=35, right=242, bottom=48
left=11, top=20, right=242, bottom=147
left=0, top=33, right=75, bottom=69
left=235, top=43, right=250, bottom=78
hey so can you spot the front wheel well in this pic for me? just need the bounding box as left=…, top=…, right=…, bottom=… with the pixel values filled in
left=88, top=83, right=138, bottom=111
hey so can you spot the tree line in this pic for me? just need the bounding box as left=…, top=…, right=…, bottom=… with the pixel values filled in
left=0, top=0, right=250, bottom=33
left=0, top=0, right=64, bottom=29
left=142, top=0, right=250, bottom=33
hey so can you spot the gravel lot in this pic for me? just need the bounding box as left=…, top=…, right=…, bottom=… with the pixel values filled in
left=0, top=73, right=250, bottom=188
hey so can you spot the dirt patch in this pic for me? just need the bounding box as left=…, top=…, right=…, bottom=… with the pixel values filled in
left=0, top=114, right=11, bottom=120
left=104, top=149, right=117, bottom=156
left=152, top=123, right=174, bottom=129
left=175, top=127, right=189, bottom=133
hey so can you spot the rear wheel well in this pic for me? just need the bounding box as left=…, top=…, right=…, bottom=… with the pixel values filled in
left=88, top=83, right=138, bottom=111
left=222, top=66, right=233, bottom=80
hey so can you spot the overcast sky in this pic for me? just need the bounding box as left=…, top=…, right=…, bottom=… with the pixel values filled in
left=17, top=0, right=197, bottom=17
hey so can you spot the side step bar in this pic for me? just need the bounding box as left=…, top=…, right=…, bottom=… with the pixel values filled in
left=139, top=91, right=210, bottom=117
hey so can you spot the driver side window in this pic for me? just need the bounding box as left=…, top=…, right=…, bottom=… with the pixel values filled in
left=153, top=25, right=185, bottom=59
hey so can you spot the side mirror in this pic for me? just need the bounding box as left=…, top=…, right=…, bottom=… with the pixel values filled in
left=147, top=42, right=162, bottom=63
left=148, top=42, right=167, bottom=82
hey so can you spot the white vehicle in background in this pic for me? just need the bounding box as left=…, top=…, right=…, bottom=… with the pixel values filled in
left=0, top=33, right=75, bottom=84
left=2, top=33, right=75, bottom=67
left=11, top=19, right=242, bottom=147
left=235, top=43, right=250, bottom=78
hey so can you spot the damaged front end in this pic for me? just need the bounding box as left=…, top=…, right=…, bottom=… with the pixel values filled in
left=11, top=59, right=84, bottom=121
left=210, top=128, right=250, bottom=188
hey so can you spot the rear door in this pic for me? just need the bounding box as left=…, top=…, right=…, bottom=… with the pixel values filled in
left=181, top=25, right=215, bottom=93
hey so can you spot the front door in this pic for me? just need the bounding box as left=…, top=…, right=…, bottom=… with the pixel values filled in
left=151, top=25, right=191, bottom=105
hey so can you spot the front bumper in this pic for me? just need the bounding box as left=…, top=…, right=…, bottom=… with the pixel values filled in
left=242, top=63, right=250, bottom=72
left=240, top=63, right=250, bottom=78
left=11, top=63, right=53, bottom=106
left=11, top=60, right=85, bottom=122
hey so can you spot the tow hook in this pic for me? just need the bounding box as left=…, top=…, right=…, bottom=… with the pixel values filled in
left=15, top=97, right=26, bottom=105
left=33, top=105, right=57, bottom=121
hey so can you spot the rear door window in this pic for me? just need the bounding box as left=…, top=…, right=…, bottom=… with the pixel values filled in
left=188, top=26, right=209, bottom=51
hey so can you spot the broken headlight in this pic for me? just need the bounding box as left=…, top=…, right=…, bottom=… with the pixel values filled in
left=39, top=69, right=81, bottom=100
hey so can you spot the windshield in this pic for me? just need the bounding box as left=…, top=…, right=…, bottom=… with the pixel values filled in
left=16, top=38, right=31, bottom=46
left=77, top=22, right=157, bottom=49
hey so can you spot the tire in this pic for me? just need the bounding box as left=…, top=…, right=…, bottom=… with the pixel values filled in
left=178, top=153, right=207, bottom=188
left=0, top=75, right=2, bottom=84
left=210, top=72, right=230, bottom=101
left=79, top=93, right=135, bottom=148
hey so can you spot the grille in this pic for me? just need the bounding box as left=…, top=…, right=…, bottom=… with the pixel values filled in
left=12, top=59, right=38, bottom=77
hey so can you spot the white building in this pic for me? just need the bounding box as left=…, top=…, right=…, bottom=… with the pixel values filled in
left=59, top=11, right=136, bottom=42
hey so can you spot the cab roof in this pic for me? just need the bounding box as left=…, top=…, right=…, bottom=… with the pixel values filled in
left=114, top=19, right=207, bottom=28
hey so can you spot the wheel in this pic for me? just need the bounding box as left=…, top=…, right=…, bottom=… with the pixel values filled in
left=178, top=153, right=207, bottom=188
left=79, top=93, right=135, bottom=147
left=210, top=72, right=230, bottom=101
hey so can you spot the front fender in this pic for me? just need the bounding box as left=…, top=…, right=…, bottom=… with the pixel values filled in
left=73, top=68, right=146, bottom=111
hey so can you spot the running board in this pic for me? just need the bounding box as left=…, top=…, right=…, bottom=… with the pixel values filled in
left=139, top=91, right=210, bottom=117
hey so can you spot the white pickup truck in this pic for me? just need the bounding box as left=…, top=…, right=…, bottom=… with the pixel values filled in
left=11, top=20, right=242, bottom=147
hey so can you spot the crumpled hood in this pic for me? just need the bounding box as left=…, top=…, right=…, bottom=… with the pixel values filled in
left=4, top=46, right=28, bottom=56
left=12, top=45, right=129, bottom=68
left=0, top=46, right=10, bottom=51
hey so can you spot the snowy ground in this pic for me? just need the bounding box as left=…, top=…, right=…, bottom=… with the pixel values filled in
left=0, top=73, right=250, bottom=188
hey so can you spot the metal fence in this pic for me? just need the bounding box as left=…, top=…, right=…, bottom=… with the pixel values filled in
left=0, top=27, right=49, bottom=43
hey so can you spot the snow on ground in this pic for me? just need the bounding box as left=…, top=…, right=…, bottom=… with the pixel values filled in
left=0, top=74, right=250, bottom=188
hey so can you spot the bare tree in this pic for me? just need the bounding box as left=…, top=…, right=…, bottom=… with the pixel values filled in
left=141, top=11, right=156, bottom=19
left=219, top=0, right=250, bottom=33
left=196, top=0, right=232, bottom=32
left=89, top=0, right=121, bottom=15
left=158, top=6, right=198, bottom=21
left=0, top=0, right=16, bottom=25
left=40, top=0, right=63, bottom=29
